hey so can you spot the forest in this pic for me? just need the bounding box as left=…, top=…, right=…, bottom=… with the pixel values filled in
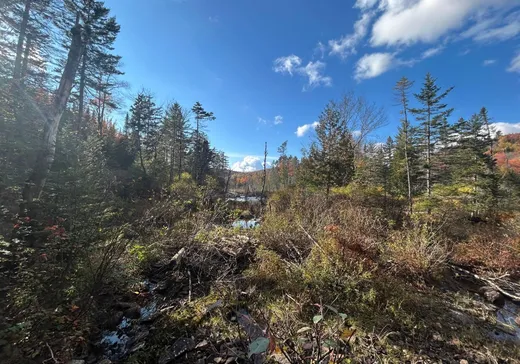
left=1, top=1, right=520, bottom=363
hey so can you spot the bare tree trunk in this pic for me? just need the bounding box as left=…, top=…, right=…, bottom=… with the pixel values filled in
left=426, top=106, right=432, bottom=214
left=13, top=0, right=31, bottom=80
left=22, top=15, right=84, bottom=210
left=169, top=146, right=175, bottom=185
left=403, top=112, right=413, bottom=214
left=224, top=169, right=231, bottom=195
left=20, top=33, right=32, bottom=84
left=78, top=53, right=87, bottom=130
left=261, top=142, right=267, bottom=204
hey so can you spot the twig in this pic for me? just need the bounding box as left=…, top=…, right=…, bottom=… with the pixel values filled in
left=296, top=223, right=331, bottom=262
left=45, top=342, right=58, bottom=363
left=188, top=269, right=192, bottom=303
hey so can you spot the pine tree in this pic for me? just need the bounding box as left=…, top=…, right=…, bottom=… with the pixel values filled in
left=393, top=76, right=415, bottom=213
left=191, top=102, right=215, bottom=184
left=303, top=101, right=355, bottom=196
left=64, top=0, right=122, bottom=130
left=128, top=91, right=162, bottom=176
left=163, top=102, right=190, bottom=184
left=277, top=141, right=288, bottom=188
left=410, top=73, right=454, bottom=207
left=451, top=114, right=498, bottom=216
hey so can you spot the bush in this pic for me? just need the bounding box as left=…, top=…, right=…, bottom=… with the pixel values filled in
left=385, top=223, right=450, bottom=276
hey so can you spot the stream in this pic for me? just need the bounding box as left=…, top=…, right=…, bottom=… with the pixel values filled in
left=493, top=300, right=520, bottom=342
left=99, top=281, right=159, bottom=361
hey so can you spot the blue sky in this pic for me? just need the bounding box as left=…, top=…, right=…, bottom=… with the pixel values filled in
left=104, top=0, right=520, bottom=171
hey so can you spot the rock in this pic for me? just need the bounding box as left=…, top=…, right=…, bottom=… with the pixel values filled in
left=225, top=357, right=237, bottom=364
left=214, top=358, right=224, bottom=363
left=105, top=311, right=124, bottom=330
left=158, top=338, right=196, bottom=364
left=239, top=210, right=254, bottom=220
left=460, top=360, right=469, bottom=364
left=97, top=360, right=112, bottom=364
left=0, top=339, right=7, bottom=347
left=115, top=302, right=135, bottom=310
left=68, top=360, right=85, bottom=364
left=195, top=340, right=209, bottom=349
left=124, top=305, right=141, bottom=319
left=479, top=286, right=505, bottom=307
left=153, top=280, right=171, bottom=294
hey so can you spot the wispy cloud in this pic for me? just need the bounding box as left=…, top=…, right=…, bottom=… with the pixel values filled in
left=329, top=12, right=373, bottom=59
left=508, top=52, right=520, bottom=73
left=295, top=121, right=320, bottom=137
left=300, top=61, right=332, bottom=90
left=274, top=56, right=332, bottom=90
left=273, top=55, right=302, bottom=76
left=462, top=10, right=520, bottom=43
left=314, top=42, right=326, bottom=59
left=258, top=115, right=284, bottom=126
left=422, top=45, right=445, bottom=59
left=483, top=59, right=497, bottom=66
left=208, top=15, right=219, bottom=23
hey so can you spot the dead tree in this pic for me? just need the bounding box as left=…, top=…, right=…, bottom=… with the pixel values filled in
left=22, top=15, right=84, bottom=211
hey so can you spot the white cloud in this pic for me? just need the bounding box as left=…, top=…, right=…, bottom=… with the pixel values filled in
left=273, top=56, right=332, bottom=90
left=462, top=10, right=520, bottom=43
left=355, top=0, right=379, bottom=10
left=208, top=15, right=219, bottom=23
left=507, top=52, right=520, bottom=73
left=300, top=61, right=332, bottom=89
left=483, top=59, right=497, bottom=66
left=370, top=0, right=513, bottom=47
left=231, top=156, right=271, bottom=172
left=492, top=122, right=520, bottom=135
left=355, top=52, right=395, bottom=81
left=295, top=121, right=320, bottom=137
left=258, top=115, right=283, bottom=126
left=329, top=12, right=373, bottom=59
left=474, top=21, right=520, bottom=42
left=422, top=45, right=444, bottom=59
left=273, top=55, right=302, bottom=76
left=315, top=42, right=326, bottom=59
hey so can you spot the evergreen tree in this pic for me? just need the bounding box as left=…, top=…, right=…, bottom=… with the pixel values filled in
left=277, top=141, right=288, bottom=188
left=162, top=102, right=190, bottom=184
left=128, top=91, right=162, bottom=176
left=410, top=73, right=454, bottom=208
left=191, top=102, right=215, bottom=184
left=393, top=76, right=415, bottom=213
left=303, top=101, right=355, bottom=196
left=63, top=0, right=122, bottom=130
left=451, top=114, right=498, bottom=216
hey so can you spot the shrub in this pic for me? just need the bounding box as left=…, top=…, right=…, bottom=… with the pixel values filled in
left=385, top=223, right=450, bottom=276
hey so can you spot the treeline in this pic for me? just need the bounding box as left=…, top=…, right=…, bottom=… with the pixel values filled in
left=242, top=76, right=520, bottom=219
